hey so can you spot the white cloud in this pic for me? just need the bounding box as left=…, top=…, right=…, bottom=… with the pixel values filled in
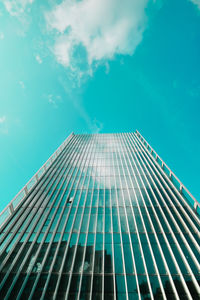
left=19, top=81, right=25, bottom=89
left=45, top=0, right=149, bottom=76
left=0, top=115, right=8, bottom=134
left=35, top=55, right=42, bottom=64
left=0, top=33, right=4, bottom=40
left=3, top=0, right=34, bottom=16
left=0, top=116, right=6, bottom=123
left=47, top=94, right=62, bottom=108
left=190, top=0, right=200, bottom=9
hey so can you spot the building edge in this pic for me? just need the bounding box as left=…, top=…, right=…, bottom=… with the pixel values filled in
left=1, top=129, right=199, bottom=231
left=0, top=132, right=74, bottom=230
left=135, top=130, right=200, bottom=215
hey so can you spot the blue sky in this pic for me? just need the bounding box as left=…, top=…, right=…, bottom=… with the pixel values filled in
left=0, top=0, right=200, bottom=211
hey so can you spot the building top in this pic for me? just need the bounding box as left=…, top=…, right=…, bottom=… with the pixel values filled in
left=0, top=131, right=199, bottom=230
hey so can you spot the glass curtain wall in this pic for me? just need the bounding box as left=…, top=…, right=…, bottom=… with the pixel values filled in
left=0, top=132, right=199, bottom=300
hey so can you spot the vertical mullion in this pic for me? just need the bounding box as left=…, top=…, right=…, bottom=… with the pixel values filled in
left=124, top=133, right=180, bottom=298
left=0, top=134, right=80, bottom=297
left=2, top=131, right=199, bottom=300
left=120, top=133, right=168, bottom=299
left=127, top=133, right=183, bottom=299
left=114, top=133, right=153, bottom=299
left=102, top=141, right=106, bottom=300
left=0, top=134, right=76, bottom=253
left=133, top=134, right=200, bottom=282
left=14, top=134, right=86, bottom=300
left=135, top=132, right=200, bottom=226
left=112, top=134, right=129, bottom=300
left=52, top=135, right=93, bottom=299
left=52, top=134, right=92, bottom=299
left=135, top=133, right=200, bottom=243
left=115, top=133, right=151, bottom=300
left=76, top=135, right=98, bottom=299
left=64, top=135, right=96, bottom=299
left=0, top=133, right=76, bottom=250
left=109, top=137, right=117, bottom=300
left=129, top=133, right=199, bottom=298
left=114, top=134, right=141, bottom=299
left=0, top=133, right=74, bottom=234
left=136, top=133, right=200, bottom=232
left=40, top=135, right=95, bottom=299
left=89, top=141, right=101, bottom=300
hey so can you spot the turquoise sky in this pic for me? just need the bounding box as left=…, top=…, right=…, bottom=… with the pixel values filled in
left=0, top=0, right=200, bottom=211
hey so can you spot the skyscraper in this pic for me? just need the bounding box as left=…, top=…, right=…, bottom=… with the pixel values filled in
left=0, top=131, right=199, bottom=300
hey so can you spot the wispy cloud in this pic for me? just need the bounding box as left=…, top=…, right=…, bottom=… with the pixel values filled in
left=46, top=94, right=62, bottom=108
left=0, top=33, right=4, bottom=40
left=35, top=54, right=42, bottom=64
left=0, top=115, right=8, bottom=134
left=45, top=0, right=149, bottom=77
left=0, top=116, right=6, bottom=124
left=19, top=81, right=25, bottom=89
left=190, top=0, right=200, bottom=9
left=3, top=0, right=34, bottom=17
left=2, top=0, right=35, bottom=36
left=89, top=118, right=104, bottom=134
left=59, top=76, right=103, bottom=133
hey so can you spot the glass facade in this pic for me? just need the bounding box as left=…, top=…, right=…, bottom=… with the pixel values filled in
left=0, top=132, right=199, bottom=300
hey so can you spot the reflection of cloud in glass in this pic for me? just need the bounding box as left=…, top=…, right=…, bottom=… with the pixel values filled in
left=86, top=137, right=119, bottom=190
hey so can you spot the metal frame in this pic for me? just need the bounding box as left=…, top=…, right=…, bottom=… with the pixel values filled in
left=0, top=132, right=74, bottom=230
left=118, top=133, right=167, bottom=300
left=135, top=130, right=200, bottom=214
left=0, top=133, right=77, bottom=273
left=63, top=135, right=96, bottom=299
left=1, top=134, right=81, bottom=298
left=0, top=133, right=76, bottom=250
left=131, top=132, right=200, bottom=297
left=27, top=135, right=91, bottom=299
left=0, top=131, right=199, bottom=300
left=111, top=140, right=129, bottom=299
